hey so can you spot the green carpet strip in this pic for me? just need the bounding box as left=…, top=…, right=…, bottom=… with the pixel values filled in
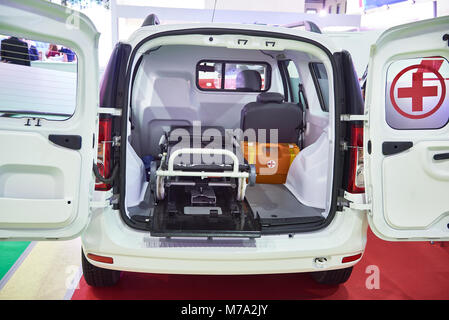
left=0, top=242, right=32, bottom=282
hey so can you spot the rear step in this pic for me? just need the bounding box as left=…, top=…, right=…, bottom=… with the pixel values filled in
left=150, top=185, right=262, bottom=238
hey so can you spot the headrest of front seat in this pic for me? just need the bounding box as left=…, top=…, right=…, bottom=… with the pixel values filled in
left=236, top=70, right=262, bottom=91
left=256, top=92, right=284, bottom=103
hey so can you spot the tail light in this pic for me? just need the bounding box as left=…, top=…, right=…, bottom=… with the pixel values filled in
left=87, top=253, right=114, bottom=264
left=95, top=117, right=112, bottom=191
left=342, top=252, right=363, bottom=264
left=347, top=124, right=365, bottom=193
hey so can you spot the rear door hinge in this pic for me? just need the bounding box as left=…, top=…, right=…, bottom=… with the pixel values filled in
left=90, top=194, right=119, bottom=209
left=340, top=114, right=368, bottom=122
left=112, top=135, right=121, bottom=147
left=340, top=140, right=363, bottom=151
left=110, top=194, right=120, bottom=205
left=338, top=191, right=371, bottom=212
left=98, top=107, right=122, bottom=116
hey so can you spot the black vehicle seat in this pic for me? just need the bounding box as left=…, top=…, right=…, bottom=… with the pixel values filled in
left=240, top=92, right=303, bottom=143
left=236, top=70, right=262, bottom=91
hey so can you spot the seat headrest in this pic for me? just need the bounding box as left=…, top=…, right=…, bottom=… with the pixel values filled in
left=256, top=92, right=284, bottom=103
left=236, top=70, right=262, bottom=91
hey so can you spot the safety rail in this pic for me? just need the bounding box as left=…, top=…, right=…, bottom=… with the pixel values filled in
left=157, top=148, right=249, bottom=178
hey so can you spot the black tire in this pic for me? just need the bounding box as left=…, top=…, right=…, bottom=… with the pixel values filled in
left=81, top=249, right=121, bottom=287
left=310, top=267, right=353, bottom=285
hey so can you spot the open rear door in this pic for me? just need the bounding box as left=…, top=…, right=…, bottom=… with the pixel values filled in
left=0, top=0, right=99, bottom=239
left=365, top=16, right=449, bottom=241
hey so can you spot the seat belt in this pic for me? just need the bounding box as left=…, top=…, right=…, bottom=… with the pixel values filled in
left=297, top=83, right=308, bottom=150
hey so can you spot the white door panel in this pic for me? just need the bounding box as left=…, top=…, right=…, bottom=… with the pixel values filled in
left=0, top=132, right=80, bottom=228
left=382, top=141, right=449, bottom=230
left=365, top=16, right=449, bottom=240
left=0, top=0, right=99, bottom=239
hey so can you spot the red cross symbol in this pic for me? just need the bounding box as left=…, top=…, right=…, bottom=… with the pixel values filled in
left=397, top=71, right=438, bottom=112
left=390, top=62, right=446, bottom=120
left=267, top=160, right=276, bottom=169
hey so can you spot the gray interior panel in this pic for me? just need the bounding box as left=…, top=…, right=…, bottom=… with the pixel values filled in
left=130, top=45, right=285, bottom=158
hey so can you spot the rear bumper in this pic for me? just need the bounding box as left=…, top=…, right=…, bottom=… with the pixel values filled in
left=82, top=207, right=368, bottom=275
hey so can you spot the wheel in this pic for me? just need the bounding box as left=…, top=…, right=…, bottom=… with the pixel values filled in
left=310, top=267, right=353, bottom=285
left=248, top=164, right=257, bottom=186
left=156, top=175, right=165, bottom=200
left=149, top=161, right=158, bottom=194
left=81, top=249, right=121, bottom=287
left=236, top=177, right=247, bottom=201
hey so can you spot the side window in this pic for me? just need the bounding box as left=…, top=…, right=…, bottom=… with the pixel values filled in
left=279, top=60, right=308, bottom=109
left=196, top=60, right=270, bottom=92
left=285, top=60, right=301, bottom=103
left=385, top=56, right=449, bottom=130
left=310, top=62, right=329, bottom=112
left=0, top=34, right=77, bottom=121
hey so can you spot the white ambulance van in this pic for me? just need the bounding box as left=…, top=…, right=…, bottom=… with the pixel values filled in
left=0, top=0, right=448, bottom=287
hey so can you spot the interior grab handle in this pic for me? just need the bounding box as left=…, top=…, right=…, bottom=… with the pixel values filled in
left=433, top=152, right=449, bottom=161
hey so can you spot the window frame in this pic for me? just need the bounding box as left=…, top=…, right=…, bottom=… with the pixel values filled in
left=309, top=62, right=329, bottom=112
left=195, top=59, right=272, bottom=92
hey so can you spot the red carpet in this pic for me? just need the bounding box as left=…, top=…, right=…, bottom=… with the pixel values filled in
left=72, top=229, right=449, bottom=300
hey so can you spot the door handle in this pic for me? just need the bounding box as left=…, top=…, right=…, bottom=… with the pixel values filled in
left=433, top=152, right=449, bottom=161
left=49, top=134, right=82, bottom=150
left=382, top=141, right=413, bottom=156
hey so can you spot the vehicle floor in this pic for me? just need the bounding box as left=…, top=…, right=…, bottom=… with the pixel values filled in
left=128, top=184, right=325, bottom=231
left=245, top=183, right=324, bottom=224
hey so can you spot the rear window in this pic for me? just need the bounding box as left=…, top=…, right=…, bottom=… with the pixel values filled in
left=197, top=60, right=270, bottom=92
left=385, top=56, right=449, bottom=130
left=310, top=62, right=329, bottom=112
left=0, top=34, right=77, bottom=121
